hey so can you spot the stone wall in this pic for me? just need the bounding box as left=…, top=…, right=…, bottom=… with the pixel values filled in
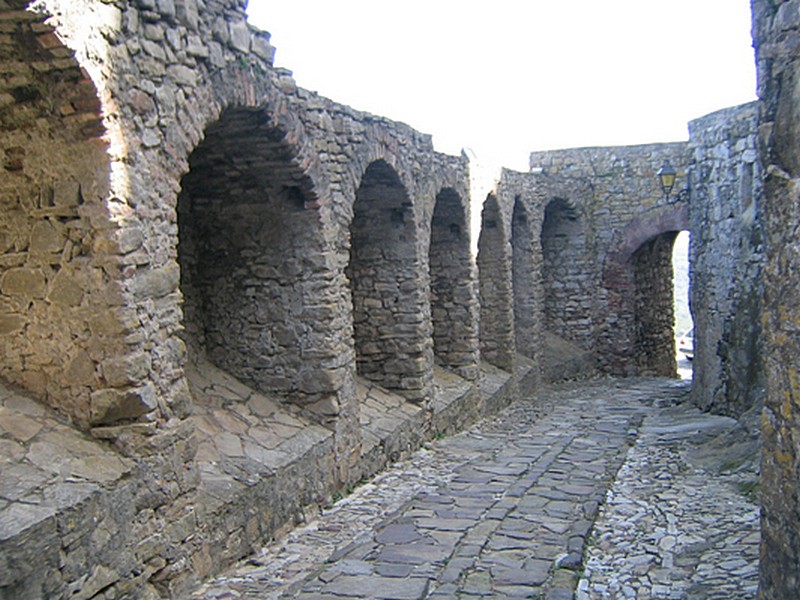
left=0, top=1, right=115, bottom=428
left=541, top=197, right=591, bottom=348
left=0, top=0, right=482, bottom=442
left=687, top=103, right=763, bottom=416
left=493, top=143, right=692, bottom=378
left=752, top=0, right=800, bottom=596
left=1, top=0, right=790, bottom=596
left=0, top=0, right=488, bottom=596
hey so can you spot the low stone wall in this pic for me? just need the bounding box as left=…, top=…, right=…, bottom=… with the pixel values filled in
left=0, top=358, right=538, bottom=598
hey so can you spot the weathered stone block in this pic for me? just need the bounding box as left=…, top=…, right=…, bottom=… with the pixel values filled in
left=88, top=307, right=139, bottom=337
left=1, top=267, right=46, bottom=298
left=175, top=0, right=199, bottom=30
left=167, top=64, right=196, bottom=87
left=89, top=384, right=157, bottom=425
left=67, top=350, right=96, bottom=384
left=29, top=220, right=65, bottom=254
left=129, top=262, right=179, bottom=299
left=156, top=0, right=176, bottom=20
left=0, top=313, right=23, bottom=334
left=228, top=19, right=250, bottom=53
left=250, top=32, right=274, bottom=64
left=49, top=270, right=84, bottom=307
left=53, top=180, right=81, bottom=207
left=102, top=351, right=152, bottom=387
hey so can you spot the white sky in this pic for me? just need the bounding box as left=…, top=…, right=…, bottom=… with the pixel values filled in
left=246, top=1, right=756, bottom=173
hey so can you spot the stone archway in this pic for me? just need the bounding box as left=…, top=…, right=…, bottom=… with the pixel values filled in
left=478, top=194, right=514, bottom=370
left=601, top=204, right=690, bottom=376
left=429, top=187, right=479, bottom=380
left=348, top=159, right=430, bottom=403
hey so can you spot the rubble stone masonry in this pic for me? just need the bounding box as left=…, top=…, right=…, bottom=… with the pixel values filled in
left=0, top=0, right=792, bottom=597
left=753, top=0, right=800, bottom=596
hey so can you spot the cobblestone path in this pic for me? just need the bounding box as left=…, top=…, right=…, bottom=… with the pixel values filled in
left=194, top=378, right=760, bottom=599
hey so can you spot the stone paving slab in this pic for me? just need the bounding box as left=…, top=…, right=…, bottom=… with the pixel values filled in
left=577, top=397, right=760, bottom=599
left=192, top=377, right=756, bottom=599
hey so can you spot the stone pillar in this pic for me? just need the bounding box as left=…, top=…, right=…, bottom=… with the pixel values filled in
left=511, top=197, right=538, bottom=358
left=478, top=195, right=514, bottom=370
left=430, top=188, right=480, bottom=381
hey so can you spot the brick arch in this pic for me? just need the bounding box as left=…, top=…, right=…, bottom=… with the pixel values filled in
left=478, top=194, right=514, bottom=370
left=348, top=159, right=432, bottom=405
left=429, top=187, right=479, bottom=380
left=600, top=203, right=690, bottom=376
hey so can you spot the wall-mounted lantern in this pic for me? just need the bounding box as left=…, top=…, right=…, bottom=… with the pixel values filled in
left=657, top=159, right=677, bottom=200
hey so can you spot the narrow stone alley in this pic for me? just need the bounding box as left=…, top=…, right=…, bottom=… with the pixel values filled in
left=193, top=378, right=760, bottom=600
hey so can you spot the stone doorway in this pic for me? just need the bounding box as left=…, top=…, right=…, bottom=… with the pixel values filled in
left=601, top=204, right=690, bottom=378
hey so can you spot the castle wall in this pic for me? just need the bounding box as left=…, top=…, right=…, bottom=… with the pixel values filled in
left=0, top=1, right=485, bottom=596
left=514, top=143, right=691, bottom=376
left=0, top=0, right=789, bottom=596
left=687, top=103, right=764, bottom=417
left=752, top=0, right=800, bottom=595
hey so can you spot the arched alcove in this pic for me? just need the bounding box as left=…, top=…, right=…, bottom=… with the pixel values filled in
left=541, top=198, right=590, bottom=346
left=429, top=187, right=478, bottom=380
left=0, top=9, right=113, bottom=427
left=178, top=107, right=336, bottom=404
left=348, top=160, right=430, bottom=402
left=477, top=195, right=514, bottom=370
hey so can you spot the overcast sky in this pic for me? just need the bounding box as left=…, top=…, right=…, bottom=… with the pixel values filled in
left=246, top=1, right=756, bottom=173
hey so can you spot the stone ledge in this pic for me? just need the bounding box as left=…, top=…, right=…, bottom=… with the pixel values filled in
left=480, top=362, right=515, bottom=416
left=542, top=332, right=596, bottom=383
left=0, top=358, right=529, bottom=598
left=356, top=377, right=427, bottom=482
left=431, top=365, right=480, bottom=437
left=0, top=383, right=135, bottom=599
